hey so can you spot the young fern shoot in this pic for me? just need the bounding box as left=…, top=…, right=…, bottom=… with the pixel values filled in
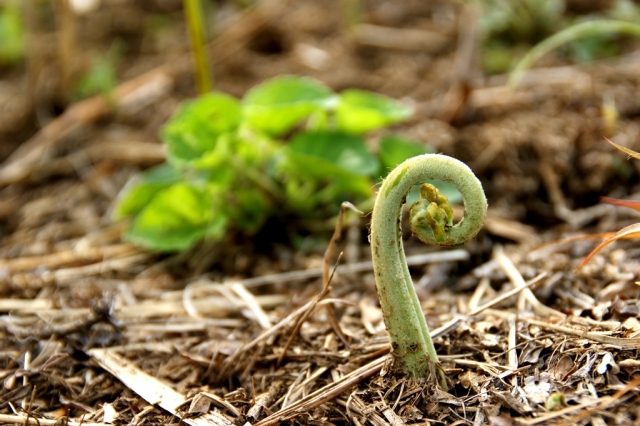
left=370, top=154, right=487, bottom=386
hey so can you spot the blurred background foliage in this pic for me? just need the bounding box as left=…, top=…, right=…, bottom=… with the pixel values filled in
left=3, top=0, right=640, bottom=252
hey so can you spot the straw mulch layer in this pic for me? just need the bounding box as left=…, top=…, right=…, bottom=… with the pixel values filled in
left=2, top=0, right=640, bottom=424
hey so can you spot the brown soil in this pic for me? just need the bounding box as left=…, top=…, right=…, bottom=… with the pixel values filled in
left=1, top=0, right=640, bottom=425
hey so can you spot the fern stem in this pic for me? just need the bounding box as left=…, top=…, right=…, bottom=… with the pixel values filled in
left=370, top=154, right=487, bottom=386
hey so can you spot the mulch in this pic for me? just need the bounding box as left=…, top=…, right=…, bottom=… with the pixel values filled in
left=1, top=0, right=640, bottom=424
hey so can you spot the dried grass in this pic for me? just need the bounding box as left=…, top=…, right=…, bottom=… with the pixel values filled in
left=2, top=0, right=640, bottom=424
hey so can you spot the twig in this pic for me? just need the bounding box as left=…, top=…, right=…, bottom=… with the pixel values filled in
left=4, top=295, right=115, bottom=339
left=246, top=380, right=284, bottom=422
left=215, top=297, right=316, bottom=381
left=0, top=413, right=107, bottom=426
left=277, top=202, right=359, bottom=366
left=87, top=348, right=233, bottom=426
left=467, top=272, right=549, bottom=318
left=193, top=392, right=241, bottom=418
left=352, top=23, right=452, bottom=53
left=253, top=356, right=388, bottom=426
left=0, top=243, right=139, bottom=272
left=230, top=282, right=272, bottom=330
left=25, top=141, right=165, bottom=183
left=524, top=318, right=640, bottom=349
left=275, top=366, right=328, bottom=409
left=494, top=245, right=565, bottom=319
left=427, top=272, right=547, bottom=342
left=232, top=249, right=469, bottom=288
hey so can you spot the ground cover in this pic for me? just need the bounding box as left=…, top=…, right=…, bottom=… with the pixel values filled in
left=1, top=0, right=640, bottom=424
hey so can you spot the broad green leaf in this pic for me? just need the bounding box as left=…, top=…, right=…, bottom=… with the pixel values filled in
left=285, top=131, right=378, bottom=203
left=307, top=108, right=330, bottom=131
left=243, top=75, right=337, bottom=136
left=190, top=130, right=277, bottom=193
left=124, top=182, right=226, bottom=251
left=227, top=129, right=278, bottom=169
left=335, top=89, right=412, bottom=134
left=112, top=164, right=181, bottom=220
left=290, top=131, right=379, bottom=177
left=285, top=151, right=372, bottom=196
left=162, top=93, right=242, bottom=166
left=379, top=134, right=433, bottom=172
left=190, top=132, right=235, bottom=172
left=378, top=135, right=461, bottom=204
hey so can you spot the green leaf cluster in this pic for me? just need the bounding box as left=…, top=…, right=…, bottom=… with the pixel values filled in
left=114, top=75, right=441, bottom=251
left=0, top=1, right=24, bottom=65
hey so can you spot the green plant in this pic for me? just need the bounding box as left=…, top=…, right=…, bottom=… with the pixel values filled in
left=0, top=0, right=24, bottom=66
left=370, top=154, right=487, bottom=386
left=509, top=19, right=640, bottom=88
left=115, top=75, right=443, bottom=252
left=478, top=0, right=563, bottom=45
left=476, top=0, right=564, bottom=74
left=183, top=0, right=213, bottom=94
left=476, top=0, right=640, bottom=75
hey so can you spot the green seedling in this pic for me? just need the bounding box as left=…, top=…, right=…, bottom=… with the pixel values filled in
left=478, top=0, right=563, bottom=46
left=477, top=0, right=564, bottom=74
left=509, top=20, right=640, bottom=88
left=115, top=75, right=442, bottom=252
left=370, top=154, right=487, bottom=387
left=477, top=0, right=640, bottom=75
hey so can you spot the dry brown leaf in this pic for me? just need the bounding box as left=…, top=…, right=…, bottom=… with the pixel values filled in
left=605, top=137, right=640, bottom=161
left=601, top=196, right=640, bottom=212
left=576, top=223, right=640, bottom=272
left=550, top=355, right=575, bottom=382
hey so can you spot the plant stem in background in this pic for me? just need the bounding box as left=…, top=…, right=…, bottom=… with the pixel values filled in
left=509, top=20, right=640, bottom=89
left=370, top=154, right=487, bottom=387
left=340, top=0, right=363, bottom=31
left=183, top=0, right=213, bottom=95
